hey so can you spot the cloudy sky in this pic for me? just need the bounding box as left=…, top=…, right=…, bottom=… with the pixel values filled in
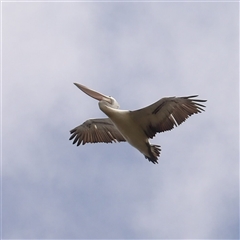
left=2, top=1, right=239, bottom=239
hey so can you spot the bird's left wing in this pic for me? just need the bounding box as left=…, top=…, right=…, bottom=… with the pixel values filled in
left=69, top=118, right=126, bottom=145
left=129, top=95, right=206, bottom=139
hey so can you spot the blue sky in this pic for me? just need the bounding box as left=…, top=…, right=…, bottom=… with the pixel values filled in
left=1, top=1, right=239, bottom=239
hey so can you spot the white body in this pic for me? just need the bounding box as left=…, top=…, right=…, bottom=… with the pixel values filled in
left=100, top=103, right=149, bottom=157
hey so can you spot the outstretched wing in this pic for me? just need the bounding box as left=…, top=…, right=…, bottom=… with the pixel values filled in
left=69, top=118, right=126, bottom=145
left=130, top=95, right=206, bottom=138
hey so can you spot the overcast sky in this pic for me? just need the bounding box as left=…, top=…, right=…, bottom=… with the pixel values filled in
left=2, top=1, right=239, bottom=239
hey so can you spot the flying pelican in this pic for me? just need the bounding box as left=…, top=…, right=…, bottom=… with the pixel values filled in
left=69, top=83, right=206, bottom=164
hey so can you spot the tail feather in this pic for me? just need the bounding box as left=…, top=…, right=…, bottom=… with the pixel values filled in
left=145, top=144, right=161, bottom=164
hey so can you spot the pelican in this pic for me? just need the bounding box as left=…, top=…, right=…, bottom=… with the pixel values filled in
left=69, top=83, right=206, bottom=164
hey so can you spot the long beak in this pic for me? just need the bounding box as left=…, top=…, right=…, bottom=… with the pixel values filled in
left=74, top=83, right=111, bottom=102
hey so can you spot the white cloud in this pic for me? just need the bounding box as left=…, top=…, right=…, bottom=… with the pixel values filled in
left=2, top=2, right=239, bottom=239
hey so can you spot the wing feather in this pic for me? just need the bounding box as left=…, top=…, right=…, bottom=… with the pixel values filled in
left=69, top=118, right=126, bottom=145
left=130, top=95, right=206, bottom=138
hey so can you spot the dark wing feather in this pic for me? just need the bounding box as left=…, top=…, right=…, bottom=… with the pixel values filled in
left=69, top=118, right=126, bottom=146
left=130, top=95, right=206, bottom=138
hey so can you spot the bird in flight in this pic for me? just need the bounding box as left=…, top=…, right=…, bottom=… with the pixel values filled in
left=69, top=83, right=206, bottom=164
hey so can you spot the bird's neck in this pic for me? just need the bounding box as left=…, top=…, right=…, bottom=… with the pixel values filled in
left=99, top=101, right=128, bottom=118
left=99, top=101, right=115, bottom=118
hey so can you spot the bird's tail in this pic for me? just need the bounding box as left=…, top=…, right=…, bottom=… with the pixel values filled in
left=145, top=144, right=161, bottom=164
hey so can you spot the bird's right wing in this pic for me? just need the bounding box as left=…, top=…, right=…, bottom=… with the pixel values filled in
left=130, top=95, right=206, bottom=138
left=69, top=118, right=126, bottom=145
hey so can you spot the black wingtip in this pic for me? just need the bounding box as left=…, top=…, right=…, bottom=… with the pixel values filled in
left=185, top=95, right=207, bottom=102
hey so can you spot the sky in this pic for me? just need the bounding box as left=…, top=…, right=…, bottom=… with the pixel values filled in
left=1, top=1, right=239, bottom=239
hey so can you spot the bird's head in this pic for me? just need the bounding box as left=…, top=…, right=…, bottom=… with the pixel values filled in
left=74, top=83, right=120, bottom=109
